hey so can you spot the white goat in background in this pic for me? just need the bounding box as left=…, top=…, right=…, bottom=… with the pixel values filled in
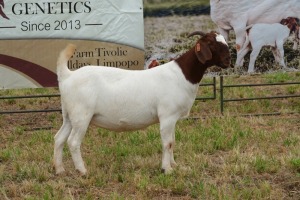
left=210, top=0, right=300, bottom=52
left=235, top=17, right=300, bottom=73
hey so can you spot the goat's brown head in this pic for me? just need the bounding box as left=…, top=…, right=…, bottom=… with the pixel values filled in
left=188, top=31, right=231, bottom=69
left=280, top=17, right=300, bottom=49
left=280, top=17, right=300, bottom=34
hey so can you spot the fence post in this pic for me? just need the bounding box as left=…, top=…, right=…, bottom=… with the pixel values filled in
left=213, top=77, right=216, bottom=99
left=220, top=76, right=224, bottom=114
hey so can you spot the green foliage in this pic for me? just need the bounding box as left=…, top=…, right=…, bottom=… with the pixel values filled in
left=144, top=0, right=210, bottom=17
left=290, top=158, right=300, bottom=172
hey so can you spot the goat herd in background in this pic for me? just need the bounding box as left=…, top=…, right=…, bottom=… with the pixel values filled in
left=210, top=0, right=300, bottom=73
left=53, top=0, right=300, bottom=175
left=150, top=0, right=300, bottom=72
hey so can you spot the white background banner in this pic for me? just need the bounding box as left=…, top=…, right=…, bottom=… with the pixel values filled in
left=0, top=0, right=144, bottom=89
left=0, top=0, right=144, bottom=49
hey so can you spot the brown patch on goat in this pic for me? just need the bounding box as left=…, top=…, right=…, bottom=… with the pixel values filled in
left=175, top=31, right=231, bottom=84
left=280, top=17, right=300, bottom=34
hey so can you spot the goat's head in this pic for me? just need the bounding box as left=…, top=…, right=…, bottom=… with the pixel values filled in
left=281, top=17, right=300, bottom=50
left=280, top=17, right=300, bottom=34
left=188, top=31, right=231, bottom=69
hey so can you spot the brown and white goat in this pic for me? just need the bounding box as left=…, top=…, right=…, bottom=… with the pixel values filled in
left=54, top=31, right=231, bottom=176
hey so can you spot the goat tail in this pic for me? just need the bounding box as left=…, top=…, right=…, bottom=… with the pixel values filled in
left=57, top=44, right=76, bottom=82
left=245, top=24, right=254, bottom=30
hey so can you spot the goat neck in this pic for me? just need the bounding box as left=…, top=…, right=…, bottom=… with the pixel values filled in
left=175, top=47, right=208, bottom=84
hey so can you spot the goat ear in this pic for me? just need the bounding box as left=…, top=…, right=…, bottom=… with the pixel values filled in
left=195, top=41, right=212, bottom=64
left=280, top=19, right=287, bottom=25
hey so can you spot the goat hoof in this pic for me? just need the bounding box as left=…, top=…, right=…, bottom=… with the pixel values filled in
left=171, top=161, right=178, bottom=168
left=55, top=167, right=66, bottom=175
left=76, top=169, right=87, bottom=177
left=161, top=167, right=173, bottom=174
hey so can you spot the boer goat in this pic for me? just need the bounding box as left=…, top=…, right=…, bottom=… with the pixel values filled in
left=235, top=17, right=300, bottom=73
left=53, top=31, right=231, bottom=176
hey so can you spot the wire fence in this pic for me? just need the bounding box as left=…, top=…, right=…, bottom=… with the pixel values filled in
left=1, top=76, right=300, bottom=116
left=1, top=78, right=216, bottom=115
left=219, top=76, right=300, bottom=115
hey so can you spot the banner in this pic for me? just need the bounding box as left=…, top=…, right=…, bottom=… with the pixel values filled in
left=0, top=0, right=144, bottom=89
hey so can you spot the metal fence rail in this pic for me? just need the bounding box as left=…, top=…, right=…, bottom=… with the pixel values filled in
left=0, top=94, right=60, bottom=100
left=0, top=94, right=61, bottom=114
left=220, top=76, right=300, bottom=114
left=196, top=77, right=216, bottom=100
left=0, top=77, right=217, bottom=114
left=2, top=76, right=299, bottom=116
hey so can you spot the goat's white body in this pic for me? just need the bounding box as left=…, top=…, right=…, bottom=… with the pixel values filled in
left=210, top=0, right=300, bottom=49
left=236, top=23, right=290, bottom=72
left=60, top=62, right=197, bottom=132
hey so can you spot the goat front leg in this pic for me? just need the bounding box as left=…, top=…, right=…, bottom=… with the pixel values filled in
left=170, top=129, right=177, bottom=168
left=159, top=118, right=177, bottom=174
left=271, top=47, right=280, bottom=63
left=277, top=45, right=287, bottom=69
left=293, top=35, right=299, bottom=50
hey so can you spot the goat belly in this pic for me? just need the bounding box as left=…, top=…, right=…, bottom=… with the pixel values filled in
left=91, top=112, right=159, bottom=132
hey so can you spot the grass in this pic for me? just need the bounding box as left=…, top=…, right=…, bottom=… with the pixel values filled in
left=0, top=114, right=299, bottom=199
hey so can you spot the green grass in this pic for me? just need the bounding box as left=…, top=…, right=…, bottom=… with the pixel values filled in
left=1, top=81, right=299, bottom=199
left=218, top=73, right=300, bottom=114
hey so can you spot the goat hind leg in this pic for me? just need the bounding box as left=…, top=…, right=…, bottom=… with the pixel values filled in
left=53, top=115, right=72, bottom=174
left=248, top=48, right=261, bottom=73
left=67, top=118, right=91, bottom=175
